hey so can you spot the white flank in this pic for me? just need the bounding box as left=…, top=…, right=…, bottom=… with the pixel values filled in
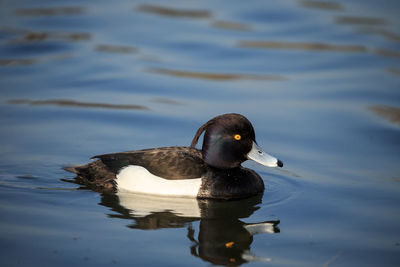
left=116, top=165, right=202, bottom=197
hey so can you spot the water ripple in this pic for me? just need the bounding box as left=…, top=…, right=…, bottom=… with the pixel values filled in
left=374, top=48, right=400, bottom=58
left=13, top=6, right=86, bottom=17
left=299, top=0, right=345, bottom=11
left=136, top=4, right=212, bottom=19
left=7, top=99, right=149, bottom=111
left=239, top=40, right=367, bottom=53
left=369, top=105, right=400, bottom=126
left=334, top=16, right=387, bottom=26
left=148, top=67, right=286, bottom=81
left=259, top=171, right=301, bottom=208
left=212, top=21, right=252, bottom=31
left=95, top=44, right=138, bottom=54
left=0, top=58, right=38, bottom=66
left=8, top=31, right=91, bottom=43
left=387, top=68, right=400, bottom=76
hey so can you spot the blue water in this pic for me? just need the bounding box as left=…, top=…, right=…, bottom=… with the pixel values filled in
left=1, top=0, right=400, bottom=266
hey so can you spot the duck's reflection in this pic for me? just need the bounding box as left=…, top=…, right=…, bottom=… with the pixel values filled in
left=100, top=193, right=280, bottom=265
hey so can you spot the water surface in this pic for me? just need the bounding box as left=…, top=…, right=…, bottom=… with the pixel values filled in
left=1, top=0, right=399, bottom=266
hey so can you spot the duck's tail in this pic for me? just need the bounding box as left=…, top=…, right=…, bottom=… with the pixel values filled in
left=62, top=161, right=117, bottom=192
left=62, top=165, right=79, bottom=174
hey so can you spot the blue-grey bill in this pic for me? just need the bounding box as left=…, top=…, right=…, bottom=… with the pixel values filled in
left=247, top=141, right=283, bottom=167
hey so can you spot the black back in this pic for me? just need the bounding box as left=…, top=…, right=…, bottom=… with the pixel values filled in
left=92, top=146, right=207, bottom=180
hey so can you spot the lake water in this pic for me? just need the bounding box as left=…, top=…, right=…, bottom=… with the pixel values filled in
left=1, top=0, right=400, bottom=266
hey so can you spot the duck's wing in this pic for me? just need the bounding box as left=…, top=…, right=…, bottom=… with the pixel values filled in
left=92, top=146, right=206, bottom=180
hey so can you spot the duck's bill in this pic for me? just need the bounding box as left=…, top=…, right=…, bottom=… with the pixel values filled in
left=247, top=142, right=283, bottom=168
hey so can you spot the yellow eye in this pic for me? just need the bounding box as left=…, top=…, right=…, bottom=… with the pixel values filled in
left=234, top=134, right=241, bottom=140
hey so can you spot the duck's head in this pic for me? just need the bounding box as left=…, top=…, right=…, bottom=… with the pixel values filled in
left=191, top=113, right=283, bottom=169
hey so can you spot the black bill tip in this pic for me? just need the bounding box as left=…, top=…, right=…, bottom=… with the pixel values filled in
left=277, top=159, right=283, bottom=168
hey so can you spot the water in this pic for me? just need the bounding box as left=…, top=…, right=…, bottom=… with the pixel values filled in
left=1, top=0, right=399, bottom=266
